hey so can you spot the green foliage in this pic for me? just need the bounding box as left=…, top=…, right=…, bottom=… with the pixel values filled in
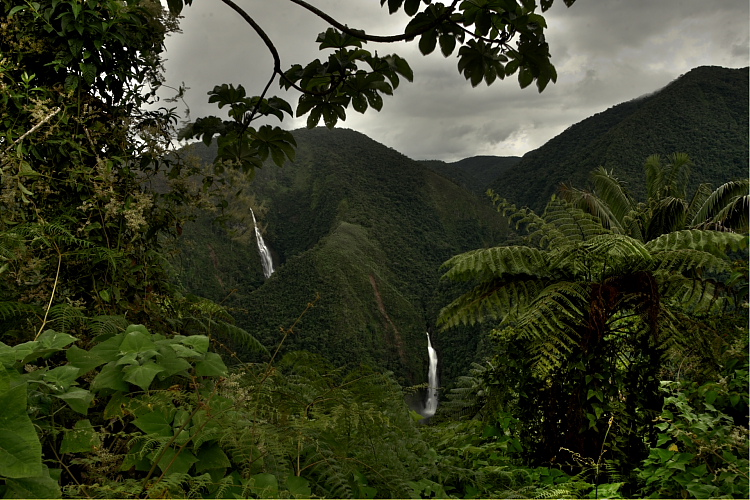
left=0, top=0, right=205, bottom=337
left=638, top=375, right=749, bottom=498
left=438, top=195, right=746, bottom=480
left=561, top=153, right=750, bottom=241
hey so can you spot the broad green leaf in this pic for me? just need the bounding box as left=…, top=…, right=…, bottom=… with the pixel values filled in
left=3, top=465, right=61, bottom=498
left=195, top=352, right=228, bottom=377
left=0, top=380, right=42, bottom=478
left=55, top=387, right=94, bottom=415
left=251, top=473, right=279, bottom=498
left=21, top=330, right=77, bottom=362
left=195, top=443, right=231, bottom=472
left=179, top=335, right=210, bottom=354
left=155, top=348, right=191, bottom=379
left=66, top=345, right=106, bottom=374
left=91, top=362, right=129, bottom=392
left=122, top=361, right=165, bottom=391
left=89, top=333, right=125, bottom=362
left=167, top=0, right=184, bottom=16
left=0, top=361, right=10, bottom=392
left=286, top=475, right=312, bottom=498
left=43, top=365, right=80, bottom=391
left=60, top=419, right=101, bottom=454
left=150, top=447, right=198, bottom=476
left=133, top=410, right=173, bottom=437
left=119, top=328, right=156, bottom=354
left=418, top=29, right=438, bottom=55
left=518, top=66, right=534, bottom=89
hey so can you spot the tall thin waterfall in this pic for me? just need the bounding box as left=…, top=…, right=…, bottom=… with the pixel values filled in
left=250, top=208, right=274, bottom=279
left=424, top=332, right=439, bottom=417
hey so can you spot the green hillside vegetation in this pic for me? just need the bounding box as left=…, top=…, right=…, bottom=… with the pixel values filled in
left=491, top=66, right=749, bottom=211
left=173, top=128, right=509, bottom=386
left=421, top=155, right=522, bottom=195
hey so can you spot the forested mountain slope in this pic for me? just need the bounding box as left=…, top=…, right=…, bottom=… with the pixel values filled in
left=173, top=128, right=507, bottom=386
left=490, top=65, right=749, bottom=211
left=420, top=155, right=522, bottom=195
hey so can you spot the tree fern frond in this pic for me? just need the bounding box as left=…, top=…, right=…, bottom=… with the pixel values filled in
left=645, top=229, right=747, bottom=255
left=438, top=278, right=547, bottom=329
left=211, top=320, right=269, bottom=357
left=441, top=246, right=550, bottom=282
left=660, top=274, right=729, bottom=313
left=540, top=199, right=608, bottom=246
left=650, top=248, right=732, bottom=275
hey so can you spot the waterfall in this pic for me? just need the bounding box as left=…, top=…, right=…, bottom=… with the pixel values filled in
left=423, top=332, right=438, bottom=418
left=250, top=208, right=274, bottom=279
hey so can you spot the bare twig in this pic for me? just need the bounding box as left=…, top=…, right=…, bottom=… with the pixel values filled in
left=4, top=107, right=61, bottom=152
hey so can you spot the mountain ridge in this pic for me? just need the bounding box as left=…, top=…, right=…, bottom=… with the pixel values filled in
left=489, top=65, right=749, bottom=210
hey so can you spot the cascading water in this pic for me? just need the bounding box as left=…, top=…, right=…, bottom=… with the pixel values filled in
left=423, top=332, right=439, bottom=418
left=250, top=208, right=275, bottom=279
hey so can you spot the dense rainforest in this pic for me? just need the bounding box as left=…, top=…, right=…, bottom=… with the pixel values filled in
left=1, top=0, right=748, bottom=498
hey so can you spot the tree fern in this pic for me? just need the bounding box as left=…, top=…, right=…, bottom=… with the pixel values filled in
left=439, top=195, right=743, bottom=475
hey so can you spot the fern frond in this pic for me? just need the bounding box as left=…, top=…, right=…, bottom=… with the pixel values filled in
left=88, top=315, right=128, bottom=339
left=645, top=229, right=747, bottom=255
left=47, top=303, right=85, bottom=333
left=438, top=278, right=547, bottom=329
left=651, top=248, right=732, bottom=275
left=441, top=245, right=550, bottom=282
left=0, top=301, right=40, bottom=320
left=209, top=319, right=269, bottom=357
left=539, top=199, right=608, bottom=246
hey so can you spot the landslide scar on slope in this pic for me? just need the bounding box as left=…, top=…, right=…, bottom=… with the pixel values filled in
left=369, top=274, right=406, bottom=363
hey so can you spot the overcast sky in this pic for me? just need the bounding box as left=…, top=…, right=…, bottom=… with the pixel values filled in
left=160, top=0, right=749, bottom=162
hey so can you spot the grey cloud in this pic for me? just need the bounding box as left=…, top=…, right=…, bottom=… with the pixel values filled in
left=161, top=0, right=749, bottom=161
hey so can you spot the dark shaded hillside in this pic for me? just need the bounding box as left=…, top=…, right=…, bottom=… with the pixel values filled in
left=421, top=155, right=521, bottom=195
left=173, top=128, right=507, bottom=387
left=490, top=66, right=749, bottom=211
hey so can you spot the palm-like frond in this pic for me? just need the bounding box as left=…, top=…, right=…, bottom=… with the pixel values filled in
left=590, top=167, right=635, bottom=226
left=691, top=178, right=749, bottom=232
left=646, top=196, right=688, bottom=240
left=559, top=183, right=625, bottom=233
